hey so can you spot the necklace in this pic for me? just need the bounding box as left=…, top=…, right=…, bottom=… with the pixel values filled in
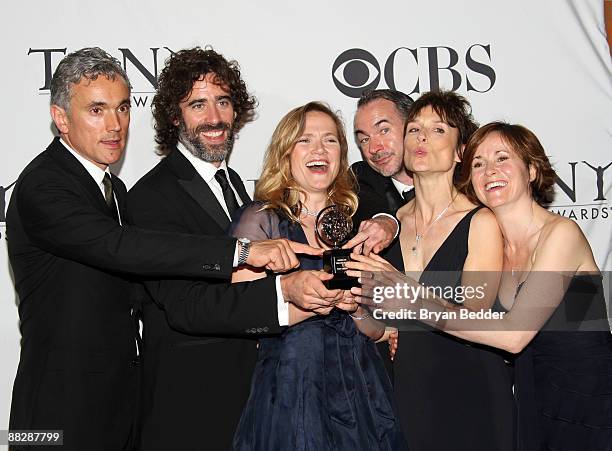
left=411, top=197, right=455, bottom=256
left=301, top=205, right=322, bottom=217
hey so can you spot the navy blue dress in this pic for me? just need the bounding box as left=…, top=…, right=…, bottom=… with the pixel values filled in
left=231, top=203, right=407, bottom=451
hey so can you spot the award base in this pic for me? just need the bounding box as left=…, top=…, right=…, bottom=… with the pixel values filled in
left=322, top=248, right=359, bottom=290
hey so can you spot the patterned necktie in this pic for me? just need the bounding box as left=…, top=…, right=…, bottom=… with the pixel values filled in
left=102, top=173, right=119, bottom=222
left=214, top=169, right=240, bottom=218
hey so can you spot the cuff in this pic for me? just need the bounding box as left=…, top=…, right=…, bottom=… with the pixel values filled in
left=232, top=241, right=240, bottom=267
left=275, top=276, right=289, bottom=326
left=373, top=212, right=400, bottom=239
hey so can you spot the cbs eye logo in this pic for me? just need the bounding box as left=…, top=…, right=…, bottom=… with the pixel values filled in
left=332, top=45, right=496, bottom=98
left=332, top=49, right=382, bottom=98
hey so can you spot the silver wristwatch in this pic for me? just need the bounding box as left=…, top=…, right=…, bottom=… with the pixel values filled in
left=237, top=237, right=251, bottom=266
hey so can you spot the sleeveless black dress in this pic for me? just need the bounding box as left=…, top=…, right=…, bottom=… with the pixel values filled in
left=501, top=274, right=612, bottom=450
left=386, top=207, right=516, bottom=451
left=231, top=203, right=408, bottom=451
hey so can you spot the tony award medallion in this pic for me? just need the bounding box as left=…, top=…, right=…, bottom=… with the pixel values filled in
left=315, top=205, right=358, bottom=290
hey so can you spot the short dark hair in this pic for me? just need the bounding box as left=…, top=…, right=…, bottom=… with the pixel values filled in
left=50, top=47, right=130, bottom=111
left=357, top=89, right=413, bottom=121
left=406, top=90, right=478, bottom=148
left=152, top=47, right=257, bottom=154
left=458, top=121, right=556, bottom=205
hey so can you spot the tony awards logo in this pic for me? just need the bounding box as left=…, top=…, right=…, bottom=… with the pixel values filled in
left=315, top=205, right=358, bottom=289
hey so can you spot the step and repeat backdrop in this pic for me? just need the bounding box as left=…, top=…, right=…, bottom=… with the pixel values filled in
left=0, top=0, right=610, bottom=430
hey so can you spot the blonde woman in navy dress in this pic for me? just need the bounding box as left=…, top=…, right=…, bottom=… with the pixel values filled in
left=230, top=102, right=407, bottom=451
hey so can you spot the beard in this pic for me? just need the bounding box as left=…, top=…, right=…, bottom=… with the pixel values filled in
left=178, top=120, right=235, bottom=163
left=370, top=151, right=403, bottom=177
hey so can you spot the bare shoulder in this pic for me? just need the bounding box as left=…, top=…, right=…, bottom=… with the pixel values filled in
left=471, top=206, right=499, bottom=228
left=539, top=213, right=588, bottom=247
left=534, top=212, right=597, bottom=271
left=466, top=206, right=502, bottom=241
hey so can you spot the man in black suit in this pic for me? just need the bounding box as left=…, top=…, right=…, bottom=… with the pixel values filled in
left=6, top=47, right=336, bottom=451
left=352, top=89, right=415, bottom=226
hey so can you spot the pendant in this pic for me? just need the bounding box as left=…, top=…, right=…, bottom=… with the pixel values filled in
left=412, top=234, right=421, bottom=256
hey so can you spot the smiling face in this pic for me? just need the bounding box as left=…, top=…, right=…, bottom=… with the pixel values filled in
left=470, top=132, right=536, bottom=208
left=354, top=99, right=405, bottom=177
left=404, top=105, right=461, bottom=176
left=289, top=111, right=341, bottom=196
left=51, top=75, right=131, bottom=170
left=177, top=72, right=235, bottom=165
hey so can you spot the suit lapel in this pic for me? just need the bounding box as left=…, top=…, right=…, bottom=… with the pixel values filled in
left=227, top=168, right=251, bottom=205
left=47, top=138, right=115, bottom=217
left=384, top=179, right=405, bottom=212
left=166, top=150, right=231, bottom=231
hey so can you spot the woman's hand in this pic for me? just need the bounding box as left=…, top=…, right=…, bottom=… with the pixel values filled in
left=375, top=327, right=399, bottom=360
left=345, top=253, right=408, bottom=306
left=345, top=252, right=398, bottom=273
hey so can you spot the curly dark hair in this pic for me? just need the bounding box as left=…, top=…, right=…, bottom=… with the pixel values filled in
left=458, top=121, right=557, bottom=206
left=152, top=47, right=257, bottom=154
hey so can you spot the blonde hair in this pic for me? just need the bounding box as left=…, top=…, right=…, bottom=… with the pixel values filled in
left=255, top=102, right=358, bottom=223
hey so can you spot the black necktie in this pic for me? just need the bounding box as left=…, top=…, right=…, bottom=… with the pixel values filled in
left=102, top=173, right=120, bottom=222
left=215, top=169, right=240, bottom=218
left=402, top=187, right=415, bottom=203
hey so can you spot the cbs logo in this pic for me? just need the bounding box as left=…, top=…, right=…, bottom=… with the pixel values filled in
left=332, top=45, right=496, bottom=98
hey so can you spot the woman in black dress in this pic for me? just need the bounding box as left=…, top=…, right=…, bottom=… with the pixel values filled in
left=351, top=122, right=612, bottom=450
left=349, top=91, right=516, bottom=451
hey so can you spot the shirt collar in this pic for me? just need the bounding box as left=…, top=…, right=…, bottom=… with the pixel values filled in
left=177, top=141, right=229, bottom=183
left=391, top=177, right=413, bottom=195
left=59, top=138, right=111, bottom=186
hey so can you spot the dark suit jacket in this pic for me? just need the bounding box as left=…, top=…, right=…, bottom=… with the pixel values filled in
left=127, top=149, right=282, bottom=451
left=6, top=138, right=273, bottom=451
left=351, top=160, right=410, bottom=227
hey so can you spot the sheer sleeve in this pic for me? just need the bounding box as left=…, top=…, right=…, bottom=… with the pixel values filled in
left=229, top=201, right=282, bottom=241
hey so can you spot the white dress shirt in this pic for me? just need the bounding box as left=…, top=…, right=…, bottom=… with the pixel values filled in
left=59, top=138, right=121, bottom=224
left=177, top=142, right=243, bottom=220
left=391, top=177, right=414, bottom=198
left=177, top=142, right=289, bottom=326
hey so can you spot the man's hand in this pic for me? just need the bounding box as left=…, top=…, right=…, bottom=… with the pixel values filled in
left=280, top=270, right=342, bottom=310
left=343, top=216, right=398, bottom=255
left=246, top=239, right=323, bottom=272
